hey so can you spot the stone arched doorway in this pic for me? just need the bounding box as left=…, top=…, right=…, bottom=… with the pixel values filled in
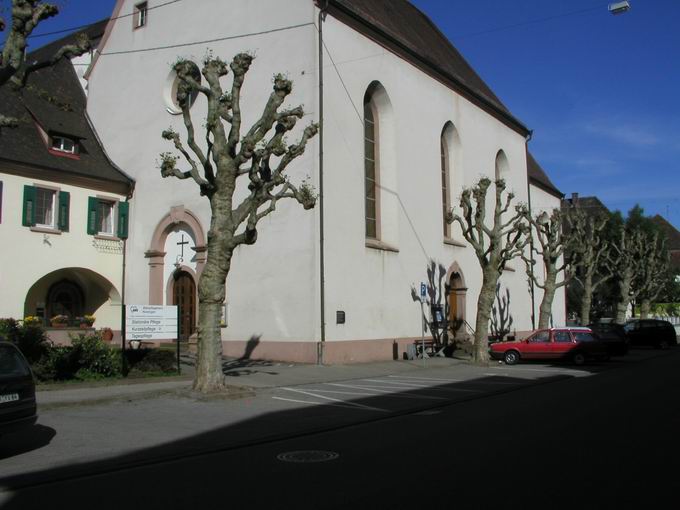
left=447, top=263, right=467, bottom=338
left=172, top=270, right=196, bottom=340
left=145, top=206, right=207, bottom=306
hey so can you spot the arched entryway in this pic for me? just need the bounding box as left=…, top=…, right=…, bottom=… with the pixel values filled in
left=173, top=270, right=196, bottom=340
left=447, top=263, right=467, bottom=338
left=46, top=280, right=85, bottom=319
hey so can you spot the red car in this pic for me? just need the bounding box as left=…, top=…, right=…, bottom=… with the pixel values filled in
left=489, top=327, right=608, bottom=366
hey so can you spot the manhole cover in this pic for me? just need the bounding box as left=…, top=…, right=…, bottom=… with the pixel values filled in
left=277, top=450, right=340, bottom=463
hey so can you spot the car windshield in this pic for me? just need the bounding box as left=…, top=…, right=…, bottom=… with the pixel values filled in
left=0, top=345, right=30, bottom=377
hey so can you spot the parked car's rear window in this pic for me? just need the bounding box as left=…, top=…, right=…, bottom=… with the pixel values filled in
left=573, top=332, right=596, bottom=342
left=0, top=345, right=30, bottom=377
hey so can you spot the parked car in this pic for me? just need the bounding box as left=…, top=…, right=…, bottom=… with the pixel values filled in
left=623, top=319, right=677, bottom=349
left=489, top=327, right=608, bottom=366
left=0, top=341, right=37, bottom=437
left=588, top=322, right=629, bottom=356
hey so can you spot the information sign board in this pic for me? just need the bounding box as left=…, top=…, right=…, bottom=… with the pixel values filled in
left=125, top=305, right=178, bottom=341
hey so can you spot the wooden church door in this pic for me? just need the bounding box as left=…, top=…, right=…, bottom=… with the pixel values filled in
left=173, top=271, right=196, bottom=340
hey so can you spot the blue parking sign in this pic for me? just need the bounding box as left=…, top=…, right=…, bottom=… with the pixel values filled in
left=420, top=283, right=426, bottom=299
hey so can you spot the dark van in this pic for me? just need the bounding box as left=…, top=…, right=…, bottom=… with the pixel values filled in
left=624, top=319, right=678, bottom=349
left=0, top=341, right=37, bottom=436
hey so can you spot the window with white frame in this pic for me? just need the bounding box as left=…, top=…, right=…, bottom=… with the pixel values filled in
left=51, top=136, right=76, bottom=154
left=134, top=2, right=148, bottom=28
left=97, top=200, right=115, bottom=236
left=35, top=188, right=56, bottom=228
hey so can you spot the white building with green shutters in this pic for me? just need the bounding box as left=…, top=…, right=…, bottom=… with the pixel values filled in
left=0, top=21, right=133, bottom=342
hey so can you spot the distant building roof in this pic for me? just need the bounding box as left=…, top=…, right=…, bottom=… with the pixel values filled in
left=0, top=20, right=131, bottom=192
left=651, top=215, right=680, bottom=251
left=526, top=151, right=562, bottom=198
left=324, top=0, right=530, bottom=135
left=561, top=195, right=610, bottom=217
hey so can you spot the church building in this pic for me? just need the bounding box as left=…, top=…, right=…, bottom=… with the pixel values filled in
left=4, top=0, right=565, bottom=363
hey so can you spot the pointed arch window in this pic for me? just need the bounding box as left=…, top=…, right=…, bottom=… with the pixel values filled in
left=440, top=132, right=451, bottom=238
left=364, top=93, right=378, bottom=239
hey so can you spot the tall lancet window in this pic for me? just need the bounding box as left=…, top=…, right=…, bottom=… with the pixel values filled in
left=364, top=94, right=378, bottom=239
left=441, top=132, right=451, bottom=238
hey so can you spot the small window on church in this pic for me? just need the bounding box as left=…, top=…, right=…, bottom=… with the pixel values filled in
left=97, top=200, right=115, bottom=236
left=35, top=188, right=56, bottom=228
left=51, top=136, right=76, bottom=154
left=134, top=2, right=148, bottom=29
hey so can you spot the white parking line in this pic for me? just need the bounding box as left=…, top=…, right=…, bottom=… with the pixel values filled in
left=387, top=375, right=462, bottom=382
left=326, top=383, right=447, bottom=400
left=485, top=367, right=588, bottom=375
left=312, top=387, right=448, bottom=401
left=280, top=387, right=388, bottom=412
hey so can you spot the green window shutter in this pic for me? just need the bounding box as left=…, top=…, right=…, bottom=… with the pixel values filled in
left=117, top=201, right=129, bottom=239
left=58, top=191, right=70, bottom=232
left=87, top=196, right=99, bottom=235
left=22, top=185, right=36, bottom=227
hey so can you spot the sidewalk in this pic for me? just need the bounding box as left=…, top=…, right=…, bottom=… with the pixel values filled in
left=36, top=355, right=471, bottom=409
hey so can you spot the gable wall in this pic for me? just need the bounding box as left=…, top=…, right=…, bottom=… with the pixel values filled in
left=87, top=0, right=321, bottom=345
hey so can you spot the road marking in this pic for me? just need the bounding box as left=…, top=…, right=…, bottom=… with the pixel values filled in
left=312, top=387, right=447, bottom=401
left=326, top=383, right=447, bottom=400
left=360, top=380, right=480, bottom=393
left=387, top=375, right=462, bottom=382
left=280, top=387, right=388, bottom=412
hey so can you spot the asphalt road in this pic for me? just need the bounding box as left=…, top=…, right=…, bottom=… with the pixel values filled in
left=1, top=348, right=678, bottom=509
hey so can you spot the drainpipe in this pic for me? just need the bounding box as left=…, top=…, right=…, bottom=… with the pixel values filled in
left=525, top=131, right=536, bottom=330
left=317, top=0, right=329, bottom=365
left=121, top=195, right=129, bottom=375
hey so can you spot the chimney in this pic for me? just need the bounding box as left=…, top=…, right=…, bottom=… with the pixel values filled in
left=571, top=192, right=579, bottom=205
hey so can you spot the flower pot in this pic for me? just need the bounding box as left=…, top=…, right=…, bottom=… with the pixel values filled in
left=102, top=328, right=114, bottom=342
left=51, top=322, right=67, bottom=328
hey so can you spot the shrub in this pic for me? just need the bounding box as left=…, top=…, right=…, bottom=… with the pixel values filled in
left=0, top=317, right=51, bottom=363
left=71, top=333, right=122, bottom=378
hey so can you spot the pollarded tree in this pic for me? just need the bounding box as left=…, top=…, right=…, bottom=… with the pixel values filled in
left=0, top=0, right=90, bottom=128
left=611, top=225, right=647, bottom=324
left=566, top=208, right=613, bottom=325
left=160, top=54, right=318, bottom=392
left=634, top=235, right=670, bottom=319
left=523, top=209, right=574, bottom=329
left=447, top=178, right=529, bottom=363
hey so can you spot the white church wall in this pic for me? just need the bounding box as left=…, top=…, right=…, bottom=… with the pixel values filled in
left=85, top=0, right=556, bottom=362
left=0, top=171, right=125, bottom=329
left=87, top=0, right=321, bottom=349
left=319, top=13, right=535, bottom=359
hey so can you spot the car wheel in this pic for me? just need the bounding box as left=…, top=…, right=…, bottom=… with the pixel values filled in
left=504, top=350, right=520, bottom=365
left=572, top=352, right=586, bottom=366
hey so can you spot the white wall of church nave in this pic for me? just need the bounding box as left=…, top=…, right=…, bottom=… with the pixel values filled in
left=88, top=0, right=321, bottom=341
left=0, top=172, right=125, bottom=328
left=318, top=14, right=536, bottom=341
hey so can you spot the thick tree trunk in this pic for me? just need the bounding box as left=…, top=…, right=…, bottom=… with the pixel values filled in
left=194, top=243, right=232, bottom=393
left=615, top=273, right=633, bottom=324
left=579, top=273, right=593, bottom=326
left=473, top=268, right=498, bottom=364
left=640, top=300, right=651, bottom=319
left=538, top=271, right=557, bottom=329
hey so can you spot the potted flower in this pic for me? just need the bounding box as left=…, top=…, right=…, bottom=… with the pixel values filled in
left=23, top=316, right=42, bottom=327
left=78, top=315, right=95, bottom=328
left=50, top=314, right=69, bottom=328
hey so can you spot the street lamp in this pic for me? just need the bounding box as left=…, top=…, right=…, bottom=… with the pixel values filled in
left=609, top=1, right=631, bottom=15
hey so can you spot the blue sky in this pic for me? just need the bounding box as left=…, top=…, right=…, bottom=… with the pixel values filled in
left=2, top=0, right=679, bottom=227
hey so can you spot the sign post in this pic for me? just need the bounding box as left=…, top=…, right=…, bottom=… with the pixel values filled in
left=125, top=305, right=179, bottom=373
left=420, top=282, right=427, bottom=366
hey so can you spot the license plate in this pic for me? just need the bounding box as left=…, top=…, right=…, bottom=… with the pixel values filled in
left=0, top=393, right=19, bottom=404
